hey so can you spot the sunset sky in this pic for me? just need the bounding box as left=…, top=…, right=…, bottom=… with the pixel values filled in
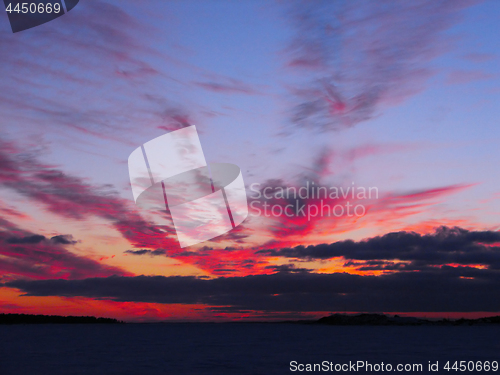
left=1, top=0, right=500, bottom=321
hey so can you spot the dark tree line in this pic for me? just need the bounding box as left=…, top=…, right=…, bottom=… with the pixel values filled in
left=0, top=313, right=123, bottom=324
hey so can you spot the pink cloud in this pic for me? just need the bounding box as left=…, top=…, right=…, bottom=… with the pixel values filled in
left=0, top=0, right=189, bottom=145
left=0, top=138, right=180, bottom=252
left=193, top=78, right=261, bottom=95
left=445, top=70, right=494, bottom=85
left=461, top=53, right=496, bottom=63
left=0, top=138, right=479, bottom=278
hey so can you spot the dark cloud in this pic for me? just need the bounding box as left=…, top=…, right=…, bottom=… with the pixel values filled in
left=50, top=235, right=77, bottom=245
left=6, top=235, right=45, bottom=244
left=0, top=217, right=130, bottom=281
left=5, top=266, right=500, bottom=312
left=285, top=0, right=482, bottom=131
left=264, top=264, right=313, bottom=274
left=124, top=249, right=166, bottom=256
left=258, top=226, right=500, bottom=270
left=6, top=234, right=76, bottom=245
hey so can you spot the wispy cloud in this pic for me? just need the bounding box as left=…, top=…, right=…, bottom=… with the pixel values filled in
left=461, top=52, right=496, bottom=63
left=284, top=0, right=482, bottom=131
left=0, top=0, right=184, bottom=144
left=445, top=69, right=494, bottom=85
left=193, top=78, right=261, bottom=95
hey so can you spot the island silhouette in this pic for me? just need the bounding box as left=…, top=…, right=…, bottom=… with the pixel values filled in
left=0, top=313, right=122, bottom=324
left=304, top=313, right=500, bottom=326
left=2, top=313, right=500, bottom=325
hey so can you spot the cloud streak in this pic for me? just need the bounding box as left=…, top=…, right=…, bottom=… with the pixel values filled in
left=285, top=0, right=482, bottom=131
left=193, top=78, right=260, bottom=95
left=0, top=0, right=191, bottom=144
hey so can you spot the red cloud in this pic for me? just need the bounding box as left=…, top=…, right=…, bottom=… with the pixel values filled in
left=0, top=138, right=180, bottom=252
left=0, top=138, right=479, bottom=278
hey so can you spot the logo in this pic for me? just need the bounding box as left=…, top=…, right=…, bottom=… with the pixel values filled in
left=128, top=125, right=248, bottom=248
left=4, top=0, right=79, bottom=33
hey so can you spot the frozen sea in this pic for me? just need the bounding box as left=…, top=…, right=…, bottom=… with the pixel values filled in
left=0, top=323, right=499, bottom=374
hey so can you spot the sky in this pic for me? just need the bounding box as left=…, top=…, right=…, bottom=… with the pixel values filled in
left=1, top=0, right=500, bottom=322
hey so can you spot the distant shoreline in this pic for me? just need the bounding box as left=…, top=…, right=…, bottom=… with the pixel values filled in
left=0, top=313, right=123, bottom=324
left=297, top=313, right=500, bottom=326
left=2, top=312, right=500, bottom=325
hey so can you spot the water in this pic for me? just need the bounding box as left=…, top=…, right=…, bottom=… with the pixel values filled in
left=0, top=323, right=499, bottom=374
